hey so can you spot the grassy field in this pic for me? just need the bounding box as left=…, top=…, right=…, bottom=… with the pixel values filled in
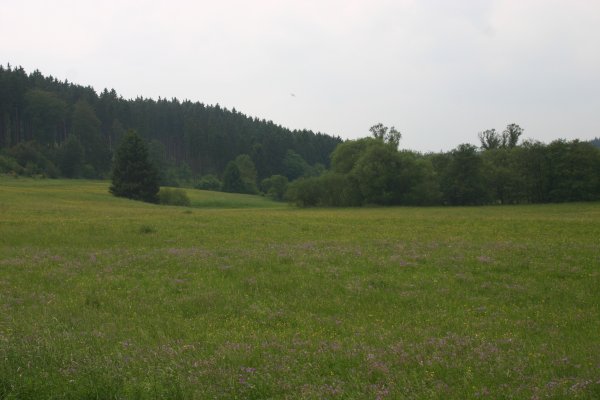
left=1, top=177, right=599, bottom=399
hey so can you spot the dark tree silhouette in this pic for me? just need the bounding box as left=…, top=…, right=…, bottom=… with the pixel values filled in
left=109, top=130, right=159, bottom=203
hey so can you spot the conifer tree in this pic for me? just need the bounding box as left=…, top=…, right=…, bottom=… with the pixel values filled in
left=109, top=130, right=159, bottom=203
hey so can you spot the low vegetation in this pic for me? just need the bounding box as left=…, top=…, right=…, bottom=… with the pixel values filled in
left=158, top=187, right=191, bottom=207
left=1, top=177, right=599, bottom=398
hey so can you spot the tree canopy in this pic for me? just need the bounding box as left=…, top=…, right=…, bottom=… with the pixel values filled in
left=286, top=125, right=600, bottom=207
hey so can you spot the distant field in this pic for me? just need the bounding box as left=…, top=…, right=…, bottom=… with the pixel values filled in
left=1, top=177, right=599, bottom=399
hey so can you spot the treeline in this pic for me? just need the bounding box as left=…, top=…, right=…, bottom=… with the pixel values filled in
left=285, top=124, right=600, bottom=206
left=2, top=65, right=598, bottom=207
left=0, top=65, right=341, bottom=182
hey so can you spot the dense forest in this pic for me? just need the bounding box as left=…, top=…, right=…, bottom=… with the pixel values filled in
left=0, top=65, right=341, bottom=184
left=1, top=64, right=599, bottom=206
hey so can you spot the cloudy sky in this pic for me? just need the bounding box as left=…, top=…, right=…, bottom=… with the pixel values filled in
left=2, top=0, right=599, bottom=151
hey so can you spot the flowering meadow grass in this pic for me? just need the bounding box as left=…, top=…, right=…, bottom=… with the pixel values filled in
left=1, top=178, right=599, bottom=399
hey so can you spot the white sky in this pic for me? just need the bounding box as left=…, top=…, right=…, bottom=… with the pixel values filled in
left=2, top=0, right=599, bottom=152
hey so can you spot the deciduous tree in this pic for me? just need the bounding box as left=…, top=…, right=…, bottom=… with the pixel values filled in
left=221, top=161, right=245, bottom=193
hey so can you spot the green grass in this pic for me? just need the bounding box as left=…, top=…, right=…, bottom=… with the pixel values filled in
left=1, top=177, right=599, bottom=399
left=186, top=188, right=285, bottom=209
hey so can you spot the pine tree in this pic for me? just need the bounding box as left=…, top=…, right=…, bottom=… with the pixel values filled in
left=109, top=130, right=159, bottom=203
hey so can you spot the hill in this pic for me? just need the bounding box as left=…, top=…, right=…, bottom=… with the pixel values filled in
left=0, top=64, right=341, bottom=181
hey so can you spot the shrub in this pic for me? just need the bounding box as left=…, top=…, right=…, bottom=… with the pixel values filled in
left=221, top=162, right=246, bottom=193
left=7, top=141, right=60, bottom=178
left=284, top=173, right=362, bottom=207
left=284, top=177, right=324, bottom=207
left=195, top=174, right=222, bottom=191
left=158, top=188, right=191, bottom=206
left=261, top=175, right=288, bottom=201
left=0, top=155, right=23, bottom=175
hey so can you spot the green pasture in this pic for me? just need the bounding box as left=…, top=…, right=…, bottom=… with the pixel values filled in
left=0, top=177, right=599, bottom=399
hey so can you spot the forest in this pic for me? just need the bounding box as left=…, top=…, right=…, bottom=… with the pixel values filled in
left=0, top=65, right=340, bottom=185
left=1, top=64, right=599, bottom=206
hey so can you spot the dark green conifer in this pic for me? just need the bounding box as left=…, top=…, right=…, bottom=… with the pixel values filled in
left=109, top=130, right=159, bottom=203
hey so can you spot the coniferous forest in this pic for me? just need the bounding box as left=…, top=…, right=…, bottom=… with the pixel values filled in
left=0, top=65, right=340, bottom=185
left=1, top=64, right=599, bottom=206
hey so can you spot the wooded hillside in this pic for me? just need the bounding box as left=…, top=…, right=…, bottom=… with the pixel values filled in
left=0, top=65, right=341, bottom=182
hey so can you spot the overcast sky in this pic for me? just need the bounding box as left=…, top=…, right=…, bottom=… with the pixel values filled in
left=2, top=0, right=599, bottom=151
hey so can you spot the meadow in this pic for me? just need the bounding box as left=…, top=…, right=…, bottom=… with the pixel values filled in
left=0, top=177, right=599, bottom=399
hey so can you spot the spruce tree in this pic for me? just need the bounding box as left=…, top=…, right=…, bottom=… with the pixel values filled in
left=109, top=130, right=159, bottom=203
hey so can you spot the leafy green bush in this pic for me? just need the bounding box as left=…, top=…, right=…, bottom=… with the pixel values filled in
left=158, top=188, right=191, bottom=206
left=7, top=142, right=60, bottom=178
left=221, top=162, right=245, bottom=193
left=0, top=155, right=23, bottom=175
left=261, top=175, right=288, bottom=201
left=195, top=174, right=222, bottom=191
left=284, top=177, right=324, bottom=207
left=284, top=173, right=361, bottom=207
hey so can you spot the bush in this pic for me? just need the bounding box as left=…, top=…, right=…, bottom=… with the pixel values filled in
left=317, top=173, right=362, bottom=206
left=221, top=162, right=246, bottom=193
left=158, top=188, right=191, bottom=206
left=195, top=174, right=222, bottom=191
left=284, top=173, right=362, bottom=207
left=0, top=155, right=23, bottom=175
left=7, top=141, right=60, bottom=178
left=284, top=177, right=324, bottom=207
left=261, top=175, right=288, bottom=201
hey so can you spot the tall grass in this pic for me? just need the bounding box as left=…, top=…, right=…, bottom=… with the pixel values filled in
left=1, top=177, right=599, bottom=398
